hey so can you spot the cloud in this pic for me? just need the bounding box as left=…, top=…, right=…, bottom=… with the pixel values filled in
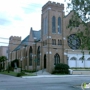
left=0, top=0, right=67, bottom=46
left=0, top=12, right=12, bottom=26
left=14, top=16, right=22, bottom=21
left=0, top=18, right=11, bottom=26
left=22, top=3, right=42, bottom=14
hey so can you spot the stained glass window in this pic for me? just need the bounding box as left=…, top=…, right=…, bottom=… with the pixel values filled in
left=58, top=17, right=61, bottom=33
left=52, top=16, right=56, bottom=33
left=29, top=46, right=32, bottom=65
left=67, top=34, right=81, bottom=50
left=54, top=53, right=60, bottom=65
left=37, top=46, right=40, bottom=65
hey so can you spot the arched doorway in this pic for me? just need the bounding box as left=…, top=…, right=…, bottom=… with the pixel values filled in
left=29, top=46, right=32, bottom=66
left=44, top=54, right=46, bottom=68
left=69, top=57, right=77, bottom=67
left=37, top=46, right=40, bottom=66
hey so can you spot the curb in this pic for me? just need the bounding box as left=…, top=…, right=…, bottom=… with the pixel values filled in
left=22, top=75, right=90, bottom=78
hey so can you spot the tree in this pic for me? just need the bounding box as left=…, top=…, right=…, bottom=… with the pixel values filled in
left=0, top=56, right=7, bottom=70
left=65, top=0, right=90, bottom=60
left=65, top=0, right=90, bottom=22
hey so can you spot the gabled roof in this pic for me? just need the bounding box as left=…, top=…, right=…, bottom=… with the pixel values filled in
left=64, top=10, right=73, bottom=18
left=13, top=35, right=29, bottom=51
left=32, top=30, right=41, bottom=41
left=12, top=29, right=41, bottom=52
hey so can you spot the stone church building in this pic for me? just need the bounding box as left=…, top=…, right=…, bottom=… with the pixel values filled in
left=8, top=1, right=90, bottom=73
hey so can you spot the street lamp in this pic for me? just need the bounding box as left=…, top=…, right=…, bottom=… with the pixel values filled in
left=32, top=54, right=37, bottom=75
left=8, top=59, right=10, bottom=73
left=20, top=58, right=22, bottom=72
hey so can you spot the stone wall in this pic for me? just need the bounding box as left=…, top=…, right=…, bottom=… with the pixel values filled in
left=72, top=70, right=90, bottom=75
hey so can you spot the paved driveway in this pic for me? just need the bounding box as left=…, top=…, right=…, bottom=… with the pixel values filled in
left=0, top=74, right=90, bottom=90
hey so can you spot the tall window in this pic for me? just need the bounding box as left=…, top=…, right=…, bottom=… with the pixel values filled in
left=45, top=17, right=48, bottom=34
left=37, top=46, right=40, bottom=65
left=43, top=40, right=47, bottom=46
left=54, top=53, right=60, bottom=65
left=43, top=18, right=45, bottom=35
left=29, top=46, right=32, bottom=66
left=52, top=39, right=56, bottom=45
left=43, top=17, right=48, bottom=35
left=58, top=40, right=62, bottom=45
left=45, top=17, right=46, bottom=34
left=52, top=16, right=56, bottom=33
left=58, top=17, right=61, bottom=33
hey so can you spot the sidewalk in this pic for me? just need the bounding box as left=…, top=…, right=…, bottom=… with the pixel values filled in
left=22, top=74, right=90, bottom=78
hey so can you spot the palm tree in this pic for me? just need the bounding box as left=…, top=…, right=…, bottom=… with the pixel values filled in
left=0, top=56, right=7, bottom=71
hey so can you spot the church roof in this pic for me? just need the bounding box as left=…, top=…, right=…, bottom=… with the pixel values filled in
left=12, top=29, right=41, bottom=52
left=12, top=35, right=29, bottom=51
left=32, top=30, right=41, bottom=41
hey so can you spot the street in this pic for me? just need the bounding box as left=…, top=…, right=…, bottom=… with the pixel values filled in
left=0, top=74, right=90, bottom=90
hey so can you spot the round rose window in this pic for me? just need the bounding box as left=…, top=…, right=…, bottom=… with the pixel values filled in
left=67, top=34, right=81, bottom=50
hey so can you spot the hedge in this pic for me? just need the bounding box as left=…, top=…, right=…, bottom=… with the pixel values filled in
left=52, top=63, right=70, bottom=74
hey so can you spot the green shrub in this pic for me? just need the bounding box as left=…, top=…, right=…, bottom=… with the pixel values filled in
left=16, top=71, right=25, bottom=77
left=55, top=63, right=69, bottom=70
left=53, top=63, right=70, bottom=74
left=16, top=73, right=22, bottom=77
left=51, top=70, right=56, bottom=74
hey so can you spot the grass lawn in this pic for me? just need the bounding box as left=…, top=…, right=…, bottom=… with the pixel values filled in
left=0, top=71, right=17, bottom=76
left=70, top=68, right=90, bottom=70
left=0, top=71, right=36, bottom=77
left=52, top=73, right=70, bottom=75
left=71, top=69, right=90, bottom=70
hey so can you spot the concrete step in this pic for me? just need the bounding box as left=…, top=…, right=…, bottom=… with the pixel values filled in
left=34, top=69, right=51, bottom=75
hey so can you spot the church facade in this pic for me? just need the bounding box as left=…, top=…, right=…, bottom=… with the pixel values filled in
left=8, top=1, right=90, bottom=73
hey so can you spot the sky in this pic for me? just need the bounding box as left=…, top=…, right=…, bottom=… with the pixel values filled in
left=0, top=0, right=69, bottom=46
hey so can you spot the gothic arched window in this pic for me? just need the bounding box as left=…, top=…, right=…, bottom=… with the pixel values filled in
left=52, top=16, right=56, bottom=33
left=87, top=58, right=90, bottom=60
left=37, top=46, right=40, bottom=65
left=54, top=53, right=60, bottom=65
left=79, top=57, right=83, bottom=60
left=58, top=17, right=61, bottom=33
left=70, top=57, right=77, bottom=60
left=29, top=46, right=32, bottom=66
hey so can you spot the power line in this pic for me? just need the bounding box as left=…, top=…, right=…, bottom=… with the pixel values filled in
left=0, top=41, right=66, bottom=50
left=0, top=42, right=9, bottom=44
left=0, top=40, right=66, bottom=46
left=0, top=37, right=81, bottom=51
left=0, top=36, right=66, bottom=45
left=0, top=37, right=77, bottom=50
left=0, top=37, right=9, bottom=40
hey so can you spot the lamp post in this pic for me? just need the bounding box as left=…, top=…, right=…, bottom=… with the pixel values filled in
left=33, top=38, right=37, bottom=75
left=35, top=55, right=37, bottom=75
left=23, top=46, right=25, bottom=69
left=7, top=59, right=10, bottom=73
left=20, top=58, right=22, bottom=72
